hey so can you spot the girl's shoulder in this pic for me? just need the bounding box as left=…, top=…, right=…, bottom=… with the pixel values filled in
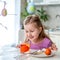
left=42, top=37, right=52, bottom=48
left=43, top=37, right=52, bottom=43
left=43, top=37, right=50, bottom=40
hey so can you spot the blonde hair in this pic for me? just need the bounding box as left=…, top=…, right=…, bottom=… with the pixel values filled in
left=23, top=14, right=52, bottom=43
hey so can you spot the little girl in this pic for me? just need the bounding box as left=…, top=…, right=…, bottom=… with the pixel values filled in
left=18, top=14, right=57, bottom=50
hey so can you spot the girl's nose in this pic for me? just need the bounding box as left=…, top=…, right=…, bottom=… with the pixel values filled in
left=28, top=32, right=31, bottom=37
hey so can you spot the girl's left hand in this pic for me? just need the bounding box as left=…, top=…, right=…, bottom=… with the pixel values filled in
left=49, top=43, right=58, bottom=51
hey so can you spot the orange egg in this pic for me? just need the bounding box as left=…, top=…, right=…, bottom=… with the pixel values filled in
left=20, top=43, right=30, bottom=53
left=45, top=48, right=51, bottom=55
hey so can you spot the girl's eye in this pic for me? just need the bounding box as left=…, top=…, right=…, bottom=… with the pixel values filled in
left=31, top=31, right=34, bottom=32
left=25, top=31, right=28, bottom=33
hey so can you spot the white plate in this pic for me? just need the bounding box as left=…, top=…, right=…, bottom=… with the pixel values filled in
left=30, top=49, right=56, bottom=58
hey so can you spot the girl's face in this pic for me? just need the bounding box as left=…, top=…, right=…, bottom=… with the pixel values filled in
left=24, top=23, right=42, bottom=42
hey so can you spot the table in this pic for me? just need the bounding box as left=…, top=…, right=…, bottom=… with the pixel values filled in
left=0, top=46, right=60, bottom=60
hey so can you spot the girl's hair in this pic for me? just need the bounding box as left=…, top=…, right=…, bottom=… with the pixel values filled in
left=23, top=14, right=52, bottom=43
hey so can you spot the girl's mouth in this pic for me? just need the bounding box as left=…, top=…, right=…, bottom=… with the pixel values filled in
left=29, top=36, right=34, bottom=39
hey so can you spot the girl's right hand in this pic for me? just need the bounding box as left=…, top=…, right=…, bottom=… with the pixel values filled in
left=16, top=44, right=20, bottom=48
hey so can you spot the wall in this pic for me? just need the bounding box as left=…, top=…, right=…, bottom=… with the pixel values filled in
left=15, top=0, right=21, bottom=45
left=20, top=0, right=27, bottom=26
left=0, top=0, right=19, bottom=47
left=20, top=0, right=60, bottom=29
left=36, top=5, right=60, bottom=29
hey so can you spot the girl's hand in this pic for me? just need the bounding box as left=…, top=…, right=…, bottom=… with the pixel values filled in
left=16, top=44, right=20, bottom=48
left=49, top=43, right=58, bottom=51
